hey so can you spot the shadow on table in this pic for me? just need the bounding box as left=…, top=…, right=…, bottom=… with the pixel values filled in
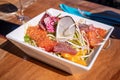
left=0, top=40, right=72, bottom=76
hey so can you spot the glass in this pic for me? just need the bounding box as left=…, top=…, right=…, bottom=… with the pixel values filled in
left=15, top=0, right=37, bottom=24
left=0, top=0, right=37, bottom=24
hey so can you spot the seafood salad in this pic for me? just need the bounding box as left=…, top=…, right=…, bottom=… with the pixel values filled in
left=24, top=12, right=107, bottom=66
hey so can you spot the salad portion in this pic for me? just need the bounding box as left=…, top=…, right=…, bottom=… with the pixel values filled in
left=24, top=12, right=107, bottom=66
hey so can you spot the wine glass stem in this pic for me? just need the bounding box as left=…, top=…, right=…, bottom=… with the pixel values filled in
left=19, top=0, right=24, bottom=20
left=19, top=0, right=23, bottom=15
left=15, top=0, right=31, bottom=24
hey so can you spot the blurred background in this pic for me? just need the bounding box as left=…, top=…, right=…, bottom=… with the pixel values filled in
left=1, top=0, right=120, bottom=9
left=87, top=0, right=120, bottom=9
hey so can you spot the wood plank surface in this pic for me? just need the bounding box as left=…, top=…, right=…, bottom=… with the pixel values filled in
left=0, top=0, right=120, bottom=80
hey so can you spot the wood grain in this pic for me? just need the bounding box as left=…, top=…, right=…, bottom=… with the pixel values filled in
left=0, top=0, right=120, bottom=80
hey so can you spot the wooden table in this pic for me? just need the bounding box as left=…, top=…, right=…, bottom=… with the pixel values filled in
left=0, top=0, right=120, bottom=80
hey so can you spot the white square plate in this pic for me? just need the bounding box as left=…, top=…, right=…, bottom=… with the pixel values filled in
left=6, top=8, right=114, bottom=74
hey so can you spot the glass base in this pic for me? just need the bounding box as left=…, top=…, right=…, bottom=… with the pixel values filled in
left=17, top=15, right=30, bottom=24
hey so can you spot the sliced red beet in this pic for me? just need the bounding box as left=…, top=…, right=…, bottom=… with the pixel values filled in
left=38, top=13, right=50, bottom=30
